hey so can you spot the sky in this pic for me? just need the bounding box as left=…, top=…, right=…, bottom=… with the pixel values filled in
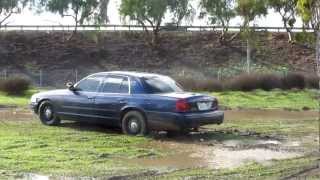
left=5, top=0, right=302, bottom=27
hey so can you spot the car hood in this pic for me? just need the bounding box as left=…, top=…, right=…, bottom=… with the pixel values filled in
left=33, top=89, right=69, bottom=97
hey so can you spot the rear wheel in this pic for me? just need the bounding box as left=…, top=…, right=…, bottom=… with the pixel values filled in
left=39, top=101, right=61, bottom=126
left=122, top=111, right=147, bottom=136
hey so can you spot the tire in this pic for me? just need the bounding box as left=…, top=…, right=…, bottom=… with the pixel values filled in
left=121, top=111, right=148, bottom=136
left=39, top=101, right=61, bottom=126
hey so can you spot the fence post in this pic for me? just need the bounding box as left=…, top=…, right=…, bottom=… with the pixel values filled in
left=39, top=69, right=43, bottom=87
left=75, top=69, right=78, bottom=83
left=218, top=68, right=222, bottom=81
left=3, top=69, right=7, bottom=80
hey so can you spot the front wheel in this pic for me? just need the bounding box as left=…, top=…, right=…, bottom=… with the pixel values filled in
left=39, top=101, right=61, bottom=126
left=121, top=111, right=148, bottom=136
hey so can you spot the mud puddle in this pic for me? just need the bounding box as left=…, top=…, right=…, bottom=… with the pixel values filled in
left=0, top=108, right=35, bottom=121
left=129, top=137, right=302, bottom=170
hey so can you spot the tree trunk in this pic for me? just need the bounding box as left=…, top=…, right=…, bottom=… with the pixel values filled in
left=316, top=30, right=320, bottom=154
left=246, top=39, right=251, bottom=74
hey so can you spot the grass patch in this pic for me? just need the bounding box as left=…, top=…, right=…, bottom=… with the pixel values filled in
left=157, top=156, right=319, bottom=179
left=0, top=89, right=317, bottom=110
left=0, top=89, right=38, bottom=107
left=212, top=89, right=318, bottom=110
left=0, top=120, right=162, bottom=176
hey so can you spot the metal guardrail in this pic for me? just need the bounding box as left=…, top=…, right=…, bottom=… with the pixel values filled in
left=0, top=24, right=315, bottom=32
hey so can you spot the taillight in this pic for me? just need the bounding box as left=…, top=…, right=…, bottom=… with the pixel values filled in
left=176, top=99, right=191, bottom=112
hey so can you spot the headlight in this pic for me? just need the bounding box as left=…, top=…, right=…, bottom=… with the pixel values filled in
left=30, top=95, right=39, bottom=103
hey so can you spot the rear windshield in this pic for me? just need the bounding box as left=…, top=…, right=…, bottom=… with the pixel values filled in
left=142, top=76, right=183, bottom=94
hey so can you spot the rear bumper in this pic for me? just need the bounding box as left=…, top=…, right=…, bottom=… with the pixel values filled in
left=183, top=110, right=224, bottom=128
left=147, top=110, right=224, bottom=131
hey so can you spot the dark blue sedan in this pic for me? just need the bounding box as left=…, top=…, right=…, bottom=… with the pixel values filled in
left=30, top=71, right=224, bottom=135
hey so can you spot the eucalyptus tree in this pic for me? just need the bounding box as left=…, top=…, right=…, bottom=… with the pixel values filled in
left=268, top=0, right=297, bottom=42
left=0, top=0, right=27, bottom=26
left=236, top=0, right=268, bottom=73
left=297, top=0, right=320, bottom=155
left=41, top=0, right=101, bottom=32
left=168, top=0, right=195, bottom=26
left=199, top=0, right=236, bottom=42
left=119, top=0, right=194, bottom=45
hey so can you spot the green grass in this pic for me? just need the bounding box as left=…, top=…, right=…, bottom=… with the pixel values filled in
left=0, top=89, right=318, bottom=110
left=0, top=120, right=162, bottom=177
left=0, top=90, right=38, bottom=107
left=212, top=89, right=318, bottom=110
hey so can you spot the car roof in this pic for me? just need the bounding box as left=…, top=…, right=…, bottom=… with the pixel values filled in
left=92, top=71, right=167, bottom=78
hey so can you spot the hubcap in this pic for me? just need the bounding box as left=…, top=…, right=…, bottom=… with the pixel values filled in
left=128, top=119, right=140, bottom=134
left=44, top=107, right=53, bottom=120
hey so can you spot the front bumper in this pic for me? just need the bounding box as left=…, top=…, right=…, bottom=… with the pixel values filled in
left=29, top=102, right=39, bottom=114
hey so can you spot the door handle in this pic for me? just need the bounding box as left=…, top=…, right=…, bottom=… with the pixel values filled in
left=119, top=99, right=127, bottom=103
left=88, top=97, right=95, bottom=101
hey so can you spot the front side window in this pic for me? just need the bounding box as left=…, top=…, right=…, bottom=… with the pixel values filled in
left=101, top=76, right=129, bottom=94
left=142, top=76, right=183, bottom=94
left=76, top=77, right=101, bottom=92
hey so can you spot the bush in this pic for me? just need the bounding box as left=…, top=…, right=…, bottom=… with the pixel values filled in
left=258, top=73, right=283, bottom=91
left=305, top=74, right=319, bottom=89
left=177, top=77, right=223, bottom=92
left=225, top=73, right=261, bottom=91
left=282, top=73, right=305, bottom=89
left=0, top=78, right=31, bottom=95
left=196, top=79, right=223, bottom=92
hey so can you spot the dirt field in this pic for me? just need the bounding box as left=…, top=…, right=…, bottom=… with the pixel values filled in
left=0, top=107, right=319, bottom=179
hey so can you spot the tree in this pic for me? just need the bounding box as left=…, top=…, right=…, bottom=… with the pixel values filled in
left=297, top=0, right=320, bottom=153
left=236, top=0, right=268, bottom=73
left=120, top=0, right=193, bottom=45
left=42, top=0, right=100, bottom=33
left=168, top=0, right=195, bottom=26
left=268, top=0, right=297, bottom=42
left=96, top=0, right=109, bottom=24
left=0, top=0, right=24, bottom=27
left=199, top=0, right=236, bottom=42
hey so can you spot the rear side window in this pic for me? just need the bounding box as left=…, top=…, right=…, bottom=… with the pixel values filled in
left=76, top=77, right=101, bottom=92
left=100, top=76, right=129, bottom=93
left=142, top=76, right=183, bottom=94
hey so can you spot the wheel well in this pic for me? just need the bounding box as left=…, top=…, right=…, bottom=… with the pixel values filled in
left=36, top=99, right=50, bottom=114
left=120, top=108, right=148, bottom=125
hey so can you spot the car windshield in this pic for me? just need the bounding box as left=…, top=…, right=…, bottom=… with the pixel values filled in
left=142, top=76, right=183, bottom=94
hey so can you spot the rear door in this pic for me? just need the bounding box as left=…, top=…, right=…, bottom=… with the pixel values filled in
left=94, top=75, right=130, bottom=125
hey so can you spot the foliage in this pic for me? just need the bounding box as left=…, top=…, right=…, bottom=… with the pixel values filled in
left=268, top=0, right=297, bottom=42
left=0, top=0, right=27, bottom=26
left=0, top=78, right=30, bottom=95
left=41, top=0, right=101, bottom=32
left=168, top=0, right=195, bottom=26
left=120, top=0, right=194, bottom=45
left=199, top=0, right=235, bottom=33
left=297, top=0, right=320, bottom=30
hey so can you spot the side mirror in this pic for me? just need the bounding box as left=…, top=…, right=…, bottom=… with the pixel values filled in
left=66, top=82, right=75, bottom=91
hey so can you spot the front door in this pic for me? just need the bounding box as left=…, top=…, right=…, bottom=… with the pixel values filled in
left=59, top=76, right=103, bottom=121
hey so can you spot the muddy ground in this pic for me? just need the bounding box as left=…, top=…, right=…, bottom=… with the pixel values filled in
left=0, top=108, right=319, bottom=179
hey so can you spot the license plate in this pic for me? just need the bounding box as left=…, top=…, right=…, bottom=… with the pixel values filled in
left=197, top=102, right=212, bottom=111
